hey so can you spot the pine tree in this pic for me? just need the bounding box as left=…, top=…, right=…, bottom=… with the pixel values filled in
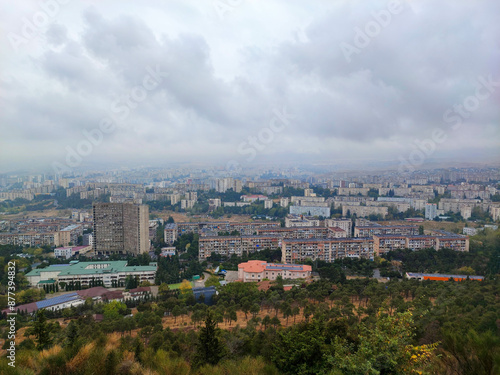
left=195, top=310, right=225, bottom=366
left=33, top=309, right=51, bottom=350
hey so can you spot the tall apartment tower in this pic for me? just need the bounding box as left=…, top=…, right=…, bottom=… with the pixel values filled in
left=93, top=203, right=149, bottom=256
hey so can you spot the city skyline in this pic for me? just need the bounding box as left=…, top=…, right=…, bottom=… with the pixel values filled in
left=1, top=0, right=499, bottom=173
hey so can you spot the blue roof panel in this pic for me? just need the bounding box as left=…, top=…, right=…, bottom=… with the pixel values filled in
left=36, top=292, right=80, bottom=309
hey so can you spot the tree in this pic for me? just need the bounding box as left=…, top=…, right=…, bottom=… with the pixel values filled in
left=441, top=329, right=500, bottom=375
left=250, top=303, right=260, bottom=319
left=158, top=283, right=170, bottom=299
left=179, top=279, right=193, bottom=296
left=104, top=350, right=119, bottom=375
left=328, top=311, right=437, bottom=374
left=271, top=316, right=281, bottom=328
left=204, top=275, right=221, bottom=288
left=103, top=300, right=127, bottom=320
left=271, top=319, right=329, bottom=375
left=262, top=315, right=272, bottom=330
left=65, top=320, right=78, bottom=347
left=125, top=275, right=139, bottom=289
left=32, top=309, right=52, bottom=350
left=194, top=310, right=225, bottom=366
left=172, top=305, right=182, bottom=323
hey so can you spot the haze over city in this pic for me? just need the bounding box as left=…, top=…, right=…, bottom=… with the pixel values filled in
left=1, top=0, right=499, bottom=173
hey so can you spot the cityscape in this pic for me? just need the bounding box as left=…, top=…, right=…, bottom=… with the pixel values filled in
left=1, top=0, right=499, bottom=374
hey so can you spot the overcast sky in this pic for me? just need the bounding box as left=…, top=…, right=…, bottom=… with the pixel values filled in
left=1, top=0, right=499, bottom=174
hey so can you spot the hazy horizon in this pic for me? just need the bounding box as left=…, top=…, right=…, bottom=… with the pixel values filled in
left=1, top=0, right=499, bottom=174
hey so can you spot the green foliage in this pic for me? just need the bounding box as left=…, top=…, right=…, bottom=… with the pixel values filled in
left=383, top=247, right=490, bottom=275
left=31, top=309, right=52, bottom=350
left=103, top=300, right=128, bottom=320
left=441, top=329, right=500, bottom=375
left=195, top=310, right=226, bottom=366
left=329, top=311, right=436, bottom=374
left=204, top=275, right=221, bottom=288
left=271, top=319, right=330, bottom=375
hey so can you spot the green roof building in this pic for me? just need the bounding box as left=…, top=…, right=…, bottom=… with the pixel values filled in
left=26, top=261, right=157, bottom=288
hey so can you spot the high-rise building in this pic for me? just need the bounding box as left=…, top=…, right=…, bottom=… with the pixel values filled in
left=93, top=203, right=149, bottom=256
left=425, top=203, right=438, bottom=220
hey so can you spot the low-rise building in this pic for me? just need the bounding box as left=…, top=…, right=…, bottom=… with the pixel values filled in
left=25, top=260, right=157, bottom=288
left=462, top=227, right=478, bottom=236
left=405, top=272, right=484, bottom=282
left=54, top=245, right=92, bottom=259
left=238, top=260, right=311, bottom=282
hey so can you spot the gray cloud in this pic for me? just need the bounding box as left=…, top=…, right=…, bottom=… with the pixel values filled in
left=0, top=0, right=499, bottom=172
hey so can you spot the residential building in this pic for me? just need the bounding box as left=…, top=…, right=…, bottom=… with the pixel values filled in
left=342, top=205, right=388, bottom=218
left=198, top=235, right=280, bottom=260
left=238, top=260, right=312, bottom=282
left=256, top=226, right=346, bottom=239
left=285, top=215, right=320, bottom=228
left=280, top=197, right=290, bottom=207
left=57, top=224, right=83, bottom=246
left=264, top=199, right=273, bottom=209
left=372, top=233, right=469, bottom=254
left=282, top=237, right=374, bottom=264
left=164, top=223, right=178, bottom=245
left=82, top=233, right=93, bottom=246
left=325, top=218, right=352, bottom=237
left=425, top=203, right=438, bottom=220
left=290, top=204, right=330, bottom=217
left=92, top=203, right=149, bottom=255
left=490, top=206, right=500, bottom=221
left=354, top=225, right=418, bottom=238
left=54, top=245, right=92, bottom=259
left=462, top=227, right=478, bottom=236
left=0, top=232, right=58, bottom=247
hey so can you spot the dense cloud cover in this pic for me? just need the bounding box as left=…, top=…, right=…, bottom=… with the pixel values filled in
left=0, top=0, right=499, bottom=172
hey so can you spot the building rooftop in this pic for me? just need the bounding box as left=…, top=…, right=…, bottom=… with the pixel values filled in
left=60, top=224, right=82, bottom=232
left=406, top=272, right=484, bottom=281
left=26, top=261, right=157, bottom=277
left=282, top=237, right=373, bottom=243
left=239, top=260, right=312, bottom=273
left=36, top=292, right=81, bottom=309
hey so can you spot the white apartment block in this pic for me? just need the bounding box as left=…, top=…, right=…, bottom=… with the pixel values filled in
left=325, top=218, right=352, bottom=236
left=342, top=205, right=388, bottom=218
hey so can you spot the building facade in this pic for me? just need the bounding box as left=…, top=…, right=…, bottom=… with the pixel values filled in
left=93, top=203, right=149, bottom=255
left=238, top=260, right=312, bottom=282
left=282, top=237, right=374, bottom=264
